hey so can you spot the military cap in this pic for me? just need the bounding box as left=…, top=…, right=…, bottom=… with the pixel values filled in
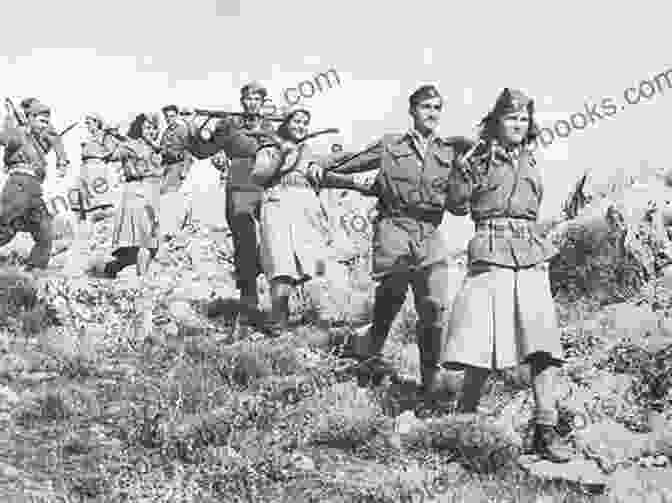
left=20, top=97, right=38, bottom=109
left=409, top=84, right=442, bottom=107
left=161, top=104, right=179, bottom=114
left=84, top=112, right=105, bottom=128
left=489, top=88, right=534, bottom=118
left=240, top=81, right=268, bottom=99
left=23, top=99, right=51, bottom=116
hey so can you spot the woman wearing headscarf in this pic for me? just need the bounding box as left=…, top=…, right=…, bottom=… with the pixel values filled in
left=441, top=89, right=571, bottom=463
left=88, top=112, right=164, bottom=279
left=78, top=113, right=120, bottom=217
left=250, top=107, right=333, bottom=335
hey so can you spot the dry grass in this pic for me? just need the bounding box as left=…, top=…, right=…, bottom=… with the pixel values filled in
left=1, top=226, right=671, bottom=502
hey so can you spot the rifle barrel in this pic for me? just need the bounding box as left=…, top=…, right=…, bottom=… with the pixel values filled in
left=193, top=108, right=285, bottom=122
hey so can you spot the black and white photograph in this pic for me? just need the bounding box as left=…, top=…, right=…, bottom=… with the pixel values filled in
left=0, top=1, right=671, bottom=501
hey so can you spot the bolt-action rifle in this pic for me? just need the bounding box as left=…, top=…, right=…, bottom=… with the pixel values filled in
left=193, top=108, right=286, bottom=122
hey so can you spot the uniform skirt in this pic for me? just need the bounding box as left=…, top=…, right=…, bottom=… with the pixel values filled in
left=441, top=261, right=564, bottom=370
left=111, top=179, right=160, bottom=251
left=79, top=160, right=119, bottom=205
left=259, top=185, right=331, bottom=283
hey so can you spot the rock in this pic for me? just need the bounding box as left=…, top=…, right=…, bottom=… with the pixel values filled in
left=607, top=466, right=672, bottom=503
left=0, top=385, right=20, bottom=411
left=167, top=300, right=202, bottom=329
left=0, top=461, right=22, bottom=478
left=519, top=457, right=608, bottom=488
left=18, top=372, right=59, bottom=385
left=395, top=410, right=422, bottom=435
left=574, top=419, right=657, bottom=473
left=289, top=452, right=315, bottom=471
left=603, top=303, right=660, bottom=338
left=162, top=321, right=179, bottom=338
left=0, top=353, right=28, bottom=380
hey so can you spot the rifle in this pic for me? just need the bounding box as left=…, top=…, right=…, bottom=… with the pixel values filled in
left=193, top=108, right=285, bottom=122
left=5, top=98, right=26, bottom=127
left=102, top=127, right=128, bottom=143
left=75, top=188, right=113, bottom=221
left=247, top=128, right=341, bottom=145
left=58, top=121, right=79, bottom=137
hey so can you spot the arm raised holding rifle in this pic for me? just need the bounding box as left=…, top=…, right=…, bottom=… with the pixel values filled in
left=181, top=82, right=283, bottom=336
left=0, top=97, right=71, bottom=270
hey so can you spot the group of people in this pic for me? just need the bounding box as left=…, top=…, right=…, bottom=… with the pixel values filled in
left=0, top=82, right=574, bottom=463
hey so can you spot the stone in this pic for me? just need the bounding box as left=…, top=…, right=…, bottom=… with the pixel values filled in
left=603, top=303, right=660, bottom=339
left=607, top=467, right=672, bottom=503
left=574, top=419, right=657, bottom=474
left=519, top=457, right=608, bottom=488
left=0, top=385, right=20, bottom=410
left=395, top=410, right=422, bottom=435
left=289, top=452, right=315, bottom=471
left=0, top=353, right=28, bottom=380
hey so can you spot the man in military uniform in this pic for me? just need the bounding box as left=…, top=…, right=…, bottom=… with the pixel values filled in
left=160, top=104, right=194, bottom=194
left=0, top=98, right=71, bottom=270
left=187, top=82, right=276, bottom=333
left=316, top=85, right=469, bottom=402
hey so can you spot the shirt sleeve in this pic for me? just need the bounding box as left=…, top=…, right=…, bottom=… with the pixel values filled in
left=44, top=130, right=69, bottom=164
left=327, top=139, right=385, bottom=175
left=250, top=146, right=282, bottom=186
left=443, top=158, right=473, bottom=216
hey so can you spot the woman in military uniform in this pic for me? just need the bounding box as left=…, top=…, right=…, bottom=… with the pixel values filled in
left=442, top=88, right=571, bottom=463
left=250, top=108, right=332, bottom=335
left=89, top=113, right=164, bottom=278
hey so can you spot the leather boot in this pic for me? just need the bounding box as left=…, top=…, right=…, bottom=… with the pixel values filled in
left=416, top=366, right=454, bottom=416
left=354, top=355, right=397, bottom=387
left=532, top=424, right=572, bottom=463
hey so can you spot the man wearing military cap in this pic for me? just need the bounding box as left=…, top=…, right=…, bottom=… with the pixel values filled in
left=0, top=98, right=71, bottom=270
left=315, top=84, right=470, bottom=405
left=187, top=81, right=276, bottom=335
left=160, top=104, right=194, bottom=194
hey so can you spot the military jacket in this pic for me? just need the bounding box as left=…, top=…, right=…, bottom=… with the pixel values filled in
left=81, top=133, right=118, bottom=163
left=445, top=141, right=557, bottom=267
left=0, top=124, right=68, bottom=182
left=189, top=116, right=275, bottom=192
left=107, top=139, right=164, bottom=181
left=160, top=121, right=192, bottom=164
left=330, top=132, right=466, bottom=225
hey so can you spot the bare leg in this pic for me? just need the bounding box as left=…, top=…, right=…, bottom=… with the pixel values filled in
left=134, top=247, right=154, bottom=339
left=136, top=247, right=151, bottom=277
left=269, top=277, right=293, bottom=334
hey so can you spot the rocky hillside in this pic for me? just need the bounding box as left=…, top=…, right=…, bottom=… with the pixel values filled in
left=0, top=177, right=672, bottom=502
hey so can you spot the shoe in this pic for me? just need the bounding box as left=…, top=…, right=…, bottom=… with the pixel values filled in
left=353, top=355, right=398, bottom=387
left=532, top=424, right=572, bottom=463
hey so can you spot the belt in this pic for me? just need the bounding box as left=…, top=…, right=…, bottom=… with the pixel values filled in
left=475, top=217, right=536, bottom=238
left=7, top=167, right=44, bottom=181
left=382, top=207, right=443, bottom=226
left=276, top=173, right=313, bottom=189
left=163, top=153, right=185, bottom=164
left=126, top=175, right=162, bottom=183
